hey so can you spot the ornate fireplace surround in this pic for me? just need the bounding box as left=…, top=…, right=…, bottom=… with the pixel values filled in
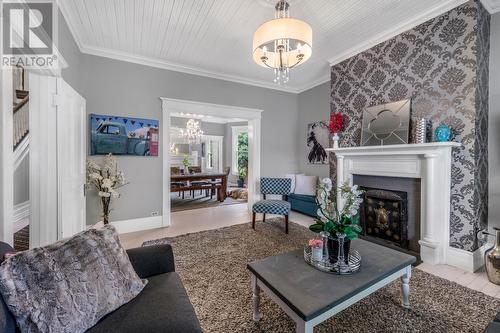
left=327, top=142, right=486, bottom=272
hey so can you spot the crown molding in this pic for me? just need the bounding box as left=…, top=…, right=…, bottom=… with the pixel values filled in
left=81, top=44, right=304, bottom=94
left=57, top=0, right=85, bottom=51
left=328, top=0, right=469, bottom=66
left=296, top=74, right=330, bottom=93
left=481, top=0, right=500, bottom=13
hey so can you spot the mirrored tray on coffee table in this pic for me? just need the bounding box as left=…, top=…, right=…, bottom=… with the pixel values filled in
left=304, top=245, right=361, bottom=275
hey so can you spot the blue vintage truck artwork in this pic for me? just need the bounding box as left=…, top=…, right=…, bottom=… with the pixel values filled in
left=90, top=114, right=159, bottom=156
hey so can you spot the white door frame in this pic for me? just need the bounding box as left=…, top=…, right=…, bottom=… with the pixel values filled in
left=29, top=74, right=58, bottom=247
left=56, top=78, right=87, bottom=240
left=161, top=98, right=262, bottom=228
left=0, top=69, right=14, bottom=245
left=202, top=134, right=224, bottom=173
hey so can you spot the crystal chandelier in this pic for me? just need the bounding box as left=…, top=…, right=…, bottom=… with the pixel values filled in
left=180, top=119, right=204, bottom=143
left=253, top=0, right=312, bottom=84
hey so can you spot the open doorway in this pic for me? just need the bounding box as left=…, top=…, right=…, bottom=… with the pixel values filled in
left=168, top=116, right=246, bottom=212
left=161, top=98, right=262, bottom=227
left=12, top=66, right=30, bottom=251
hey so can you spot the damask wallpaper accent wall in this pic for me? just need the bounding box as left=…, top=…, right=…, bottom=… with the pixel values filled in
left=330, top=0, right=490, bottom=252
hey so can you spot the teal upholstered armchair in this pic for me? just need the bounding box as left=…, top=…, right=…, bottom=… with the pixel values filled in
left=252, top=177, right=292, bottom=234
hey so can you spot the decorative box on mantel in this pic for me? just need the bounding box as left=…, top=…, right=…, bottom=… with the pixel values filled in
left=326, top=143, right=484, bottom=272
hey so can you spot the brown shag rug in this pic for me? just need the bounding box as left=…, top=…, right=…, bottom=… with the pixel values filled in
left=14, top=225, right=29, bottom=251
left=143, top=218, right=500, bottom=333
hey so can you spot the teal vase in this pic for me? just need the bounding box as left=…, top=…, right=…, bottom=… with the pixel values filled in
left=434, top=124, right=451, bottom=142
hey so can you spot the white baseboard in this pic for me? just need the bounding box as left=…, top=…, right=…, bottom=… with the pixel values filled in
left=13, top=201, right=30, bottom=223
left=111, top=216, right=165, bottom=234
left=446, top=244, right=489, bottom=273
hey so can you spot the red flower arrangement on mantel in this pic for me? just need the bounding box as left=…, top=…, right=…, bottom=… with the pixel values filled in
left=329, top=112, right=344, bottom=149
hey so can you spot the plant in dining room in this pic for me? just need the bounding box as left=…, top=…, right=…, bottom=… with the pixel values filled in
left=182, top=156, right=190, bottom=174
left=237, top=165, right=247, bottom=188
left=86, top=154, right=128, bottom=224
left=329, top=112, right=344, bottom=149
left=237, top=132, right=248, bottom=187
left=309, top=178, right=364, bottom=264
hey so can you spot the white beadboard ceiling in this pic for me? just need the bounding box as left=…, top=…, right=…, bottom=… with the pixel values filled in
left=60, top=0, right=477, bottom=94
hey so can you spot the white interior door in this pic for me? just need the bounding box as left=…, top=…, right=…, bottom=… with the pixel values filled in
left=56, top=78, right=86, bottom=239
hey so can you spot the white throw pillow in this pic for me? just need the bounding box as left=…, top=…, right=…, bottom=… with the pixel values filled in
left=285, top=173, right=304, bottom=193
left=294, top=175, right=318, bottom=196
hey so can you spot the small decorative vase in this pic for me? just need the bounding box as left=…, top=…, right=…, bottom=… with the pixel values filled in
left=327, top=235, right=351, bottom=265
left=312, top=247, right=323, bottom=261
left=332, top=133, right=340, bottom=149
left=435, top=124, right=451, bottom=142
left=485, top=228, right=500, bottom=285
left=415, top=118, right=427, bottom=144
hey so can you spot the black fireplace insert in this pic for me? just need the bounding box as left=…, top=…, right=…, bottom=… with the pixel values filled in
left=360, top=187, right=409, bottom=250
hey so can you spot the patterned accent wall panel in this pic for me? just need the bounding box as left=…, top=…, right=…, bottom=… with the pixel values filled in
left=474, top=1, right=490, bottom=249
left=330, top=0, right=489, bottom=251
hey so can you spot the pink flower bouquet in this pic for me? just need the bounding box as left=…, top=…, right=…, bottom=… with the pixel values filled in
left=308, top=239, right=323, bottom=249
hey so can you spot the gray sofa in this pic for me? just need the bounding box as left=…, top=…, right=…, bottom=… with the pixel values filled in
left=0, top=242, right=202, bottom=333
left=485, top=312, right=500, bottom=332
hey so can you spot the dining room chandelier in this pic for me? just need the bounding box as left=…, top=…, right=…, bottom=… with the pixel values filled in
left=252, top=0, right=312, bottom=84
left=180, top=119, right=204, bottom=143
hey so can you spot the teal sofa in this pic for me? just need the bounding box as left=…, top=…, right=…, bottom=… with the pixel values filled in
left=288, top=193, right=318, bottom=218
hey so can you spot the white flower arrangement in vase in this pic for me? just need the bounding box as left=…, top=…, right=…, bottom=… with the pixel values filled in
left=86, top=154, right=128, bottom=224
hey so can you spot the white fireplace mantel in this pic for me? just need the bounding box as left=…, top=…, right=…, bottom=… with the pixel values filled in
left=326, top=142, right=484, bottom=272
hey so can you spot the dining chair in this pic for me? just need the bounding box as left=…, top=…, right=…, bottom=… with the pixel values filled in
left=171, top=166, right=186, bottom=198
left=188, top=166, right=208, bottom=197
left=252, top=177, right=292, bottom=234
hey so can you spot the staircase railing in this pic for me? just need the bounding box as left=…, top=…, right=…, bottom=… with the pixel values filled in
left=13, top=95, right=29, bottom=150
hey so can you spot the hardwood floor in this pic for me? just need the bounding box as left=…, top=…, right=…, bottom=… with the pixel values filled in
left=119, top=203, right=500, bottom=298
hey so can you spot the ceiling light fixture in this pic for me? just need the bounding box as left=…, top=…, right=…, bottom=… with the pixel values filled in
left=180, top=119, right=204, bottom=143
left=253, top=0, right=312, bottom=85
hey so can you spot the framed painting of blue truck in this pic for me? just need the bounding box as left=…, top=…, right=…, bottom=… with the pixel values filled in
left=90, top=114, right=159, bottom=156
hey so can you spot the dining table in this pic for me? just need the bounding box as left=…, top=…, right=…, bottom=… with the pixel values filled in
left=170, top=172, right=228, bottom=202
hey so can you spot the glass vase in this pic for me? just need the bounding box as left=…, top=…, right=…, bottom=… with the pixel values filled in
left=327, top=234, right=351, bottom=265
left=320, top=231, right=330, bottom=262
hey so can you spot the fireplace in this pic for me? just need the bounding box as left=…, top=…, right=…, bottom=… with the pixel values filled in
left=327, top=143, right=485, bottom=272
left=353, top=175, right=421, bottom=259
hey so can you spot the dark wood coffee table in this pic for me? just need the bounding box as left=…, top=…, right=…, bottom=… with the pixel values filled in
left=247, top=239, right=416, bottom=333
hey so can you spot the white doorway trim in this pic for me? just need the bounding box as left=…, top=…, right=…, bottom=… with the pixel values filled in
left=161, top=98, right=262, bottom=228
left=0, top=69, right=14, bottom=245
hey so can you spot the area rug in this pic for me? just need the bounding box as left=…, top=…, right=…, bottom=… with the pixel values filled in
left=14, top=225, right=29, bottom=251
left=171, top=193, right=246, bottom=212
left=143, top=218, right=500, bottom=333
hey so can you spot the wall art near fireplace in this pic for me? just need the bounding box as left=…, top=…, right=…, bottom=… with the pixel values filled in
left=306, top=121, right=329, bottom=164
left=90, top=114, right=159, bottom=156
left=360, top=187, right=409, bottom=250
left=360, top=99, right=411, bottom=146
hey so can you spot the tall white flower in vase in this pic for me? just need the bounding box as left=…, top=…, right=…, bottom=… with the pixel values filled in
left=86, top=154, right=128, bottom=224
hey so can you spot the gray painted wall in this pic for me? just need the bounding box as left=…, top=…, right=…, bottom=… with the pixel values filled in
left=79, top=54, right=300, bottom=224
left=58, top=10, right=81, bottom=93
left=488, top=12, right=500, bottom=230
left=297, top=81, right=330, bottom=178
